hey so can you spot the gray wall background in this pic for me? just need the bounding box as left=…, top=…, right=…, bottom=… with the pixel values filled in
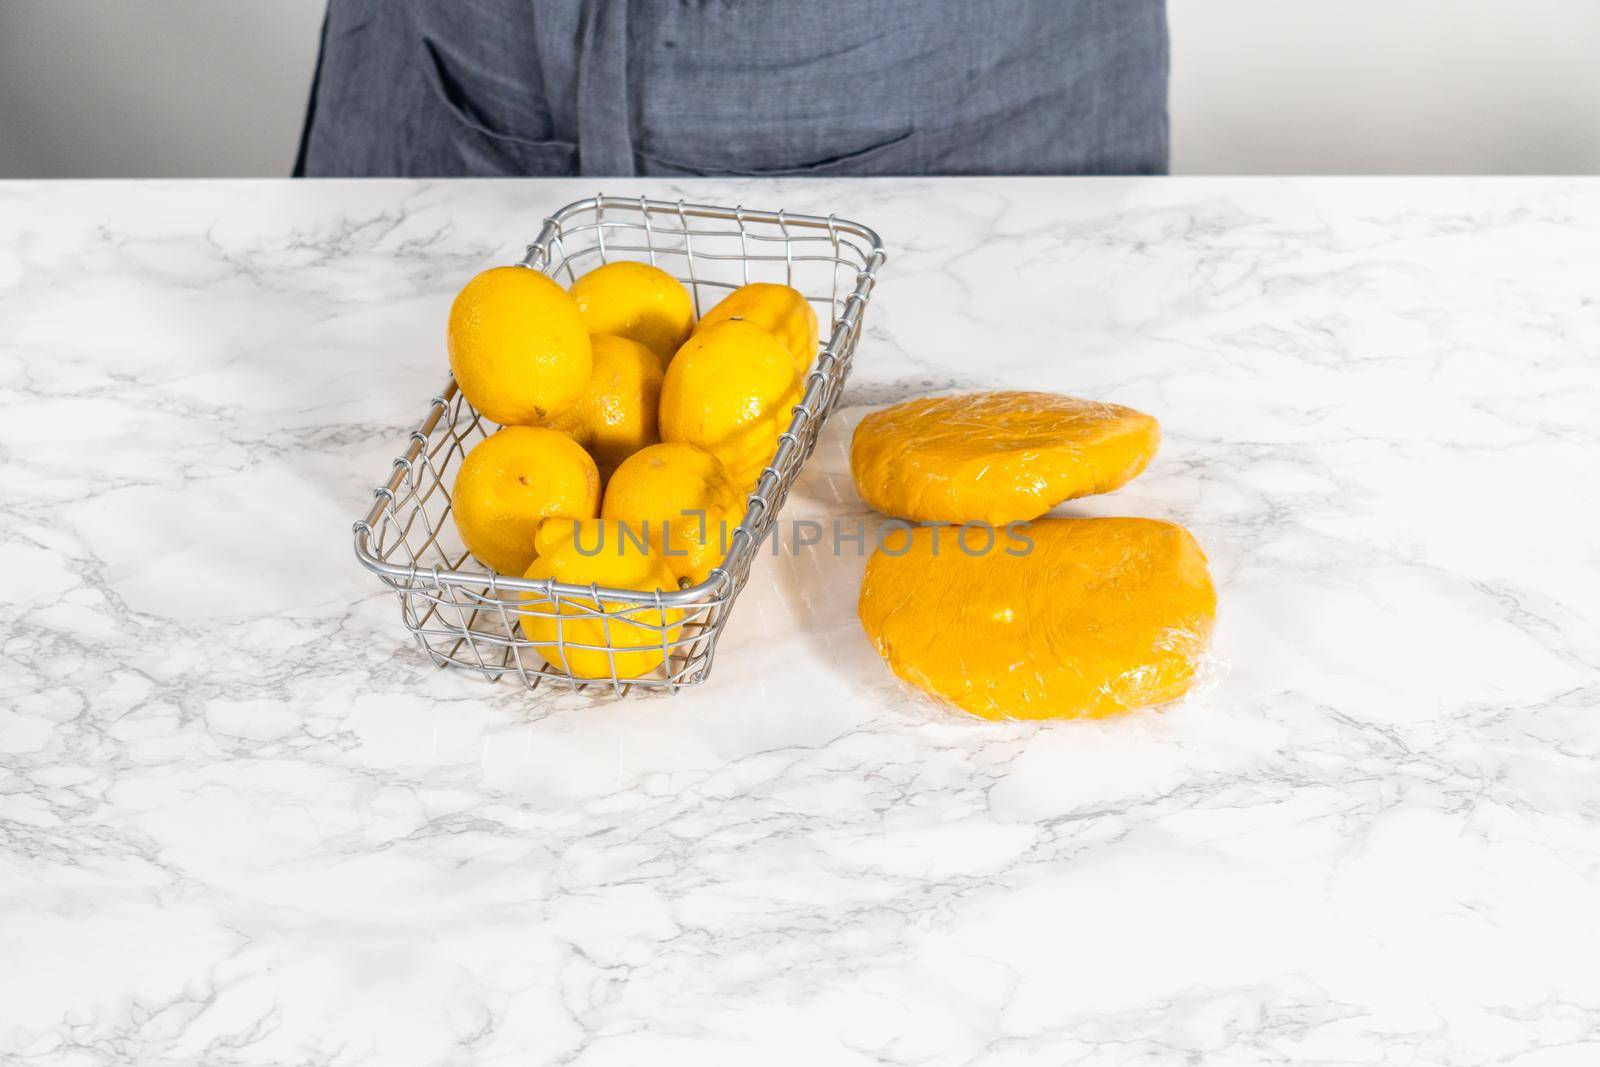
left=3, top=0, right=1598, bottom=178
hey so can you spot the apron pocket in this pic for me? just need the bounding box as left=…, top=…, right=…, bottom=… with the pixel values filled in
left=420, top=37, right=578, bottom=176
left=637, top=128, right=914, bottom=178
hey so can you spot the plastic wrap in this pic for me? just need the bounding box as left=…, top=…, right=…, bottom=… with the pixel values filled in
left=856, top=517, right=1218, bottom=721
left=850, top=390, right=1161, bottom=525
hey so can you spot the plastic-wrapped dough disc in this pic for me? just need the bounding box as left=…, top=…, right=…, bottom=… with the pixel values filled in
left=857, top=517, right=1217, bottom=720
left=850, top=391, right=1160, bottom=525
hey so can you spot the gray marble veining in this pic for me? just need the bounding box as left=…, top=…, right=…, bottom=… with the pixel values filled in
left=2, top=178, right=1599, bottom=1065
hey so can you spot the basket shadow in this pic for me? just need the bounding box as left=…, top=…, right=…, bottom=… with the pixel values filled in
left=739, top=405, right=887, bottom=691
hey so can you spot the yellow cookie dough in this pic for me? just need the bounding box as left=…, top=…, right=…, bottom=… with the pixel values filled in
left=857, top=517, right=1216, bottom=720
left=851, top=391, right=1160, bottom=525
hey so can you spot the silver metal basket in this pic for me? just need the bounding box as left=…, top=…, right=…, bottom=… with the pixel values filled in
left=353, top=194, right=886, bottom=695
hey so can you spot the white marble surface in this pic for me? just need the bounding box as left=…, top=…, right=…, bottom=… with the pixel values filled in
left=3, top=177, right=1599, bottom=1065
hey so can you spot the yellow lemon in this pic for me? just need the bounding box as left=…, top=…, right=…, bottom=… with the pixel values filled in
left=659, top=319, right=802, bottom=492
left=858, top=518, right=1217, bottom=720
left=851, top=391, right=1160, bottom=526
left=695, top=282, right=819, bottom=378
left=448, top=266, right=592, bottom=426
left=545, top=334, right=664, bottom=481
left=450, top=426, right=600, bottom=576
left=521, top=519, right=684, bottom=680
left=602, top=443, right=747, bottom=586
left=569, top=261, right=696, bottom=365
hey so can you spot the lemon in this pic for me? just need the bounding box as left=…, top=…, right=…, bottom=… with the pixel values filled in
left=695, top=282, right=819, bottom=378
left=451, top=426, right=600, bottom=576
left=569, top=261, right=696, bottom=365
left=851, top=391, right=1160, bottom=525
left=858, top=518, right=1216, bottom=720
left=545, top=334, right=664, bottom=481
left=448, top=266, right=592, bottom=426
left=521, top=519, right=684, bottom=680
left=602, top=443, right=747, bottom=586
left=659, top=319, right=802, bottom=492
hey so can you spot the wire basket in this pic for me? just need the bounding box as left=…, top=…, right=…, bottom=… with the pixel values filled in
left=353, top=194, right=886, bottom=695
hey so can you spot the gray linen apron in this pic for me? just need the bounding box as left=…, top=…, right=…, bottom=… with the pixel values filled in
left=295, top=0, right=1168, bottom=178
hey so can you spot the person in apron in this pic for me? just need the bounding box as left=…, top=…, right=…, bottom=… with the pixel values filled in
left=296, top=0, right=1168, bottom=178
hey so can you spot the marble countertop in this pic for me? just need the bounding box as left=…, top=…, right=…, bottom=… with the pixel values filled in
left=3, top=177, right=1599, bottom=1066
